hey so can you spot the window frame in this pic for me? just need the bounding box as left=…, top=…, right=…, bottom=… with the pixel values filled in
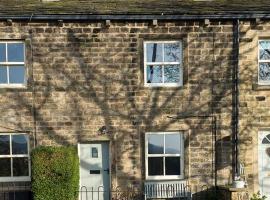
left=0, top=41, right=26, bottom=88
left=145, top=132, right=184, bottom=180
left=143, top=41, right=183, bottom=87
left=0, top=133, right=31, bottom=182
left=258, top=39, right=270, bottom=85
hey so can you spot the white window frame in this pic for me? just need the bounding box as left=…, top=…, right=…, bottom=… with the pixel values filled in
left=145, top=132, right=184, bottom=180
left=0, top=133, right=31, bottom=182
left=258, top=39, right=270, bottom=85
left=0, top=41, right=26, bottom=88
left=144, top=41, right=183, bottom=87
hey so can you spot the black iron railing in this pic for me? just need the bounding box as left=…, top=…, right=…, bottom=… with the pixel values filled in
left=0, top=182, right=31, bottom=200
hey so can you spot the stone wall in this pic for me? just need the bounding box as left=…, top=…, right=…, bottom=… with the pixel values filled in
left=0, top=20, right=234, bottom=190
left=238, top=20, right=270, bottom=193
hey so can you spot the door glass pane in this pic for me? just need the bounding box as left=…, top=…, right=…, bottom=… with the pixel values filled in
left=259, top=41, right=270, bottom=60
left=91, top=147, right=98, bottom=158
left=0, top=158, right=11, bottom=176
left=146, top=43, right=163, bottom=62
left=165, top=134, right=181, bottom=154
left=12, top=135, right=28, bottom=155
left=164, top=65, right=180, bottom=83
left=9, top=65, right=25, bottom=84
left=146, top=65, right=162, bottom=83
left=7, top=43, right=24, bottom=62
left=0, top=135, right=10, bottom=155
left=0, top=44, right=6, bottom=62
left=0, top=66, right=7, bottom=84
left=148, top=157, right=163, bottom=176
left=148, top=134, right=164, bottom=154
left=165, top=157, right=180, bottom=175
left=13, top=157, right=29, bottom=176
left=164, top=43, right=181, bottom=62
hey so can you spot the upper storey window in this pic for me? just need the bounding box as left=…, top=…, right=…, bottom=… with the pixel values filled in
left=0, top=41, right=26, bottom=87
left=259, top=40, right=270, bottom=84
left=144, top=41, right=183, bottom=87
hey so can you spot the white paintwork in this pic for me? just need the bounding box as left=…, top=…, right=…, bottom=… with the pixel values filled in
left=79, top=142, right=110, bottom=200
left=0, top=133, right=30, bottom=182
left=258, top=131, right=270, bottom=199
left=145, top=132, right=184, bottom=180
left=0, top=41, right=26, bottom=87
left=258, top=40, right=270, bottom=85
left=144, top=180, right=191, bottom=199
left=143, top=41, right=183, bottom=87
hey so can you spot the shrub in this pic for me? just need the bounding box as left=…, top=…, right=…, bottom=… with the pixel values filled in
left=250, top=191, right=267, bottom=200
left=31, top=146, right=79, bottom=200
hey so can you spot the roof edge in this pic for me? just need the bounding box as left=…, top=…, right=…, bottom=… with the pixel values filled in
left=0, top=14, right=270, bottom=21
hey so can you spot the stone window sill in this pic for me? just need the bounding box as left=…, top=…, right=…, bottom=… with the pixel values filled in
left=252, top=83, right=270, bottom=91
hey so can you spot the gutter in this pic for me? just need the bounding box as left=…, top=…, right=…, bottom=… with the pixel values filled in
left=0, top=14, right=269, bottom=21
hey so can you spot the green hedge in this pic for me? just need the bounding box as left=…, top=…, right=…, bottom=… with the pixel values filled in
left=31, top=146, right=79, bottom=200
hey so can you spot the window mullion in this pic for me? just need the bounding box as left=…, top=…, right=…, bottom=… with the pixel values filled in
left=163, top=133, right=165, bottom=176
left=163, top=156, right=165, bottom=176
left=162, top=43, right=165, bottom=83
left=7, top=66, right=9, bottom=84
left=6, top=43, right=9, bottom=84
left=5, top=43, right=7, bottom=63
left=10, top=135, right=13, bottom=177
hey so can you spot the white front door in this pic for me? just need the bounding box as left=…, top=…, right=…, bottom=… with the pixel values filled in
left=259, top=132, right=270, bottom=199
left=79, top=142, right=110, bottom=200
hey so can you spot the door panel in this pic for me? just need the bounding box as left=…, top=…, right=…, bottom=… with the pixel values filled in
left=79, top=143, right=110, bottom=200
left=259, top=132, right=270, bottom=199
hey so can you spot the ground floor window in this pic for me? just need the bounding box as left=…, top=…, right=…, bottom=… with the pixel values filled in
left=0, top=133, right=30, bottom=182
left=145, top=132, right=184, bottom=180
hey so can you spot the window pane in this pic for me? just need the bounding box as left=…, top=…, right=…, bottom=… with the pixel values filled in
left=259, top=41, right=270, bottom=60
left=0, top=44, right=6, bottom=62
left=165, top=134, right=181, bottom=154
left=148, top=157, right=163, bottom=176
left=146, top=43, right=163, bottom=62
left=12, top=135, right=28, bottom=155
left=148, top=134, right=164, bottom=154
left=13, top=158, right=29, bottom=176
left=0, top=66, right=7, bottom=84
left=164, top=65, right=180, bottom=83
left=164, top=43, right=181, bottom=62
left=9, top=65, right=25, bottom=84
left=0, top=158, right=11, bottom=176
left=262, top=137, right=270, bottom=144
left=165, top=157, right=180, bottom=175
left=146, top=65, right=162, bottom=83
left=0, top=135, right=10, bottom=155
left=259, top=63, right=270, bottom=81
left=7, top=43, right=24, bottom=62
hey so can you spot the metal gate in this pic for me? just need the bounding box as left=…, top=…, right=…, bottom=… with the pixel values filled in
left=0, top=182, right=31, bottom=200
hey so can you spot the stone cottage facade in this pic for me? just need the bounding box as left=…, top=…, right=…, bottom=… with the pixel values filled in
left=0, top=0, right=270, bottom=199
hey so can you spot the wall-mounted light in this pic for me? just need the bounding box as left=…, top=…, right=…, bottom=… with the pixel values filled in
left=98, top=126, right=108, bottom=135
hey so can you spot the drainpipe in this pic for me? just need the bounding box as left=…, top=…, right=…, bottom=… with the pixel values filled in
left=232, top=19, right=240, bottom=181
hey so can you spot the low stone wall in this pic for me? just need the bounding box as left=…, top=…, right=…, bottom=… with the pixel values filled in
left=217, top=187, right=249, bottom=200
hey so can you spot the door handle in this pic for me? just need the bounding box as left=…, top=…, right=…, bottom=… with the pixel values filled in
left=104, top=169, right=110, bottom=174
